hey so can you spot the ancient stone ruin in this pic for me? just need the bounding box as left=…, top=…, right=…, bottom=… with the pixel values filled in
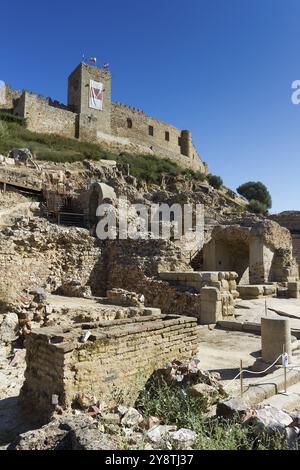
left=1, top=138, right=300, bottom=450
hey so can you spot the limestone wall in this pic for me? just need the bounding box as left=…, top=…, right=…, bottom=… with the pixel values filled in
left=0, top=85, right=22, bottom=113
left=18, top=92, right=76, bottom=138
left=0, top=218, right=105, bottom=296
left=111, top=103, right=206, bottom=172
left=20, top=315, right=198, bottom=420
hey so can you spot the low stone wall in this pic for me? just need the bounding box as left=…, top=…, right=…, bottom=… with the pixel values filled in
left=20, top=314, right=198, bottom=420
left=159, top=271, right=239, bottom=320
left=237, top=284, right=277, bottom=300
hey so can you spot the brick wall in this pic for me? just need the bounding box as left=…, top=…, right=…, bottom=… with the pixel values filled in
left=20, top=314, right=198, bottom=420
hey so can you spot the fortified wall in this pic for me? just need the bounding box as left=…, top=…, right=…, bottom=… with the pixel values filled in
left=1, top=63, right=207, bottom=172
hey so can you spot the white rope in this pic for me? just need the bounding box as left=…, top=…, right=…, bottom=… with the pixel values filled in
left=223, top=354, right=283, bottom=390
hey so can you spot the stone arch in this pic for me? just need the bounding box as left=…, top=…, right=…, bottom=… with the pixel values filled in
left=88, top=182, right=116, bottom=226
left=203, top=226, right=251, bottom=284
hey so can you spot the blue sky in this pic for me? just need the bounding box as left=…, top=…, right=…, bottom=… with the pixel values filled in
left=1, top=0, right=299, bottom=213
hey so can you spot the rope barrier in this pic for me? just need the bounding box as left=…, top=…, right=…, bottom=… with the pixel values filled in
left=223, top=354, right=283, bottom=390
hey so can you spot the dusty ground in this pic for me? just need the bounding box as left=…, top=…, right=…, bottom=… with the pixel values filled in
left=197, top=327, right=261, bottom=376
left=0, top=189, right=31, bottom=210
left=235, top=298, right=300, bottom=329
left=197, top=326, right=300, bottom=401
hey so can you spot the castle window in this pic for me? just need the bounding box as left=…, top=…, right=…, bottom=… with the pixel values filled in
left=165, top=131, right=170, bottom=142
left=148, top=125, right=154, bottom=136
left=178, top=137, right=181, bottom=146
left=127, top=118, right=133, bottom=129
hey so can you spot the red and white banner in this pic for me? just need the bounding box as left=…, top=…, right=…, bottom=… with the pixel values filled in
left=89, top=79, right=103, bottom=110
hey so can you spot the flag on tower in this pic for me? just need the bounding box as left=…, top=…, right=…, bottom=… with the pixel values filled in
left=89, top=57, right=97, bottom=64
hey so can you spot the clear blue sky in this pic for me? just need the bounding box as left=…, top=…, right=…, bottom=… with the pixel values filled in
left=1, top=0, right=299, bottom=213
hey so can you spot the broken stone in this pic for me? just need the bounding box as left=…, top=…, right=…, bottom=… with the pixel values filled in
left=100, top=413, right=121, bottom=425
left=146, top=416, right=161, bottom=430
left=0, top=312, right=19, bottom=342
left=189, top=383, right=219, bottom=405
left=169, top=428, right=197, bottom=449
left=243, top=405, right=293, bottom=434
left=70, top=428, right=120, bottom=450
left=146, top=425, right=177, bottom=444
left=216, top=397, right=250, bottom=420
left=121, top=407, right=143, bottom=429
left=115, top=405, right=128, bottom=417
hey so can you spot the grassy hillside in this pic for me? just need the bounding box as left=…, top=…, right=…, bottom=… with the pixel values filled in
left=0, top=115, right=210, bottom=184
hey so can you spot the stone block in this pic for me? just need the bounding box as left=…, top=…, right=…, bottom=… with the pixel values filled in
left=184, top=272, right=203, bottom=281
left=200, top=287, right=221, bottom=301
left=216, top=398, right=250, bottom=420
left=200, top=299, right=222, bottom=325
left=200, top=272, right=219, bottom=283
left=142, top=308, right=161, bottom=316
left=263, top=285, right=277, bottom=296
left=237, top=285, right=264, bottom=299
left=158, top=272, right=178, bottom=281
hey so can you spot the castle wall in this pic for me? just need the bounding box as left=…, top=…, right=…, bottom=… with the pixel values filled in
left=111, top=102, right=206, bottom=172
left=19, top=92, right=76, bottom=138
left=2, top=62, right=207, bottom=173
left=0, top=85, right=22, bottom=113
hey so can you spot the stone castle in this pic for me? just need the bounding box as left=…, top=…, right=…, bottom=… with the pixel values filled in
left=2, top=62, right=207, bottom=172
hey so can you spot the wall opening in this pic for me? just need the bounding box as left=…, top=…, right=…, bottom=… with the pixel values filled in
left=127, top=118, right=133, bottom=129
left=165, top=131, right=170, bottom=141
left=148, top=125, right=154, bottom=136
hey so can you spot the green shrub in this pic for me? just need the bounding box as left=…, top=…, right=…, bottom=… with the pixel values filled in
left=248, top=199, right=268, bottom=215
left=135, top=379, right=288, bottom=450
left=207, top=173, right=223, bottom=189
left=237, top=181, right=272, bottom=209
left=0, top=112, right=26, bottom=127
left=181, top=169, right=207, bottom=182
left=116, top=153, right=180, bottom=183
left=0, top=121, right=8, bottom=140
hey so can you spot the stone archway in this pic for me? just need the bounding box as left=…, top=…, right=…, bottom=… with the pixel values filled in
left=88, top=182, right=116, bottom=226
left=203, top=226, right=251, bottom=285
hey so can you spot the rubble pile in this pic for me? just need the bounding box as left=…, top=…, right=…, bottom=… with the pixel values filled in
left=158, top=358, right=228, bottom=405
left=7, top=405, right=198, bottom=451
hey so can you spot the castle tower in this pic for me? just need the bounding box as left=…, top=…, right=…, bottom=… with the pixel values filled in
left=68, top=62, right=112, bottom=137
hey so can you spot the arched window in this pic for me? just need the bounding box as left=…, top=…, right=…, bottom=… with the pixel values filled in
left=127, top=118, right=133, bottom=129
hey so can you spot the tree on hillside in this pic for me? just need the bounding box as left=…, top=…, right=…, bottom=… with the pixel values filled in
left=207, top=174, right=223, bottom=190
left=237, top=181, right=272, bottom=211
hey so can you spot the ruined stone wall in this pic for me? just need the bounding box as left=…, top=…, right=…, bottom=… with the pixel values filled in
left=0, top=219, right=106, bottom=296
left=18, top=92, right=76, bottom=138
left=103, top=239, right=202, bottom=318
left=20, top=315, right=198, bottom=420
left=270, top=212, right=300, bottom=273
